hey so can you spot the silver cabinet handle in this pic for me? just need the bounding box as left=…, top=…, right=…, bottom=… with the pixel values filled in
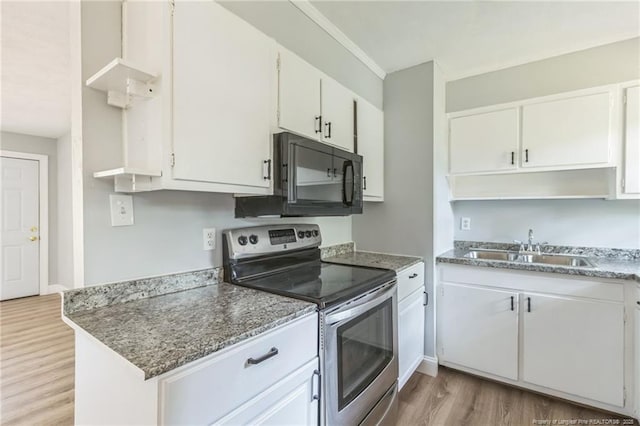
left=246, top=347, right=278, bottom=366
left=409, top=273, right=418, bottom=279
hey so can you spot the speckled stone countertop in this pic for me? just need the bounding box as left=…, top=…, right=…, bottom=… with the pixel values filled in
left=64, top=282, right=315, bottom=379
left=437, top=241, right=640, bottom=283
left=323, top=250, right=423, bottom=272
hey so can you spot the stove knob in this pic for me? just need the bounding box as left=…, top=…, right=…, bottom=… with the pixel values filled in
left=313, top=230, right=319, bottom=237
left=305, top=230, right=312, bottom=238
left=249, top=235, right=259, bottom=245
left=238, top=235, right=248, bottom=246
left=298, top=231, right=305, bottom=239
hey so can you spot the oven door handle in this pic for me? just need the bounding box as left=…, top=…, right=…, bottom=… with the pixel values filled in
left=324, top=285, right=395, bottom=325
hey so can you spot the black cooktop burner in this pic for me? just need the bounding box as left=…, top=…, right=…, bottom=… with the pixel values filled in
left=233, top=261, right=396, bottom=309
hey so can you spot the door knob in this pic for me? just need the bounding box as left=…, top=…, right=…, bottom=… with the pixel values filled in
left=29, top=236, right=38, bottom=241
left=30, top=226, right=38, bottom=232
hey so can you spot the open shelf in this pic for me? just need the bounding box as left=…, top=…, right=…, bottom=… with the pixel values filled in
left=94, top=167, right=162, bottom=193
left=86, top=58, right=158, bottom=108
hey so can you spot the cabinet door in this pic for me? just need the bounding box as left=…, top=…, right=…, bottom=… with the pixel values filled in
left=172, top=1, right=273, bottom=190
left=636, top=291, right=640, bottom=418
left=321, top=77, right=355, bottom=152
left=278, top=48, right=322, bottom=141
left=214, top=360, right=319, bottom=426
left=522, top=293, right=624, bottom=406
left=439, top=283, right=519, bottom=380
left=398, top=288, right=425, bottom=390
left=624, top=86, right=640, bottom=194
left=449, top=108, right=519, bottom=174
left=521, top=92, right=612, bottom=168
left=357, top=98, right=384, bottom=200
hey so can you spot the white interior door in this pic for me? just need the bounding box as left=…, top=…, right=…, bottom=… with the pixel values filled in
left=1, top=157, right=40, bottom=300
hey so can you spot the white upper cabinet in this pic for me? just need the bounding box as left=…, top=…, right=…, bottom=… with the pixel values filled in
left=171, top=1, right=274, bottom=189
left=623, top=85, right=640, bottom=194
left=321, top=78, right=355, bottom=152
left=357, top=98, right=384, bottom=200
left=449, top=108, right=519, bottom=174
left=521, top=91, right=613, bottom=169
left=278, top=48, right=322, bottom=141
left=277, top=47, right=356, bottom=152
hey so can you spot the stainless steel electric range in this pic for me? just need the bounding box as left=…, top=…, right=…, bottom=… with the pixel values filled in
left=223, top=224, right=398, bottom=426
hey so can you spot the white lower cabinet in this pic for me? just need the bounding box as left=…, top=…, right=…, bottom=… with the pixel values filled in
left=72, top=313, right=319, bottom=425
left=439, top=283, right=519, bottom=380
left=522, top=293, right=624, bottom=407
left=635, top=285, right=640, bottom=418
left=397, top=262, right=425, bottom=389
left=398, top=287, right=425, bottom=389
left=437, top=264, right=631, bottom=415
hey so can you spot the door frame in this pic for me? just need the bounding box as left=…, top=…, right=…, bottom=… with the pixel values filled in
left=1, top=150, right=49, bottom=296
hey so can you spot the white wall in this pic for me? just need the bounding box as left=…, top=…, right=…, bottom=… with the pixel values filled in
left=81, top=1, right=377, bottom=285
left=0, top=131, right=60, bottom=285
left=57, top=131, right=74, bottom=288
left=353, top=61, right=437, bottom=356
left=446, top=38, right=640, bottom=250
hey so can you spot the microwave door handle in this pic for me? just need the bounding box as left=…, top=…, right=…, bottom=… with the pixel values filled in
left=342, top=160, right=354, bottom=206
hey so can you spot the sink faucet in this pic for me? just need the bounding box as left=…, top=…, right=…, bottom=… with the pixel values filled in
left=514, top=229, right=547, bottom=254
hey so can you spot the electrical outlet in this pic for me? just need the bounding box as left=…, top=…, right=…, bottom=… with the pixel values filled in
left=460, top=217, right=471, bottom=231
left=203, top=228, right=216, bottom=251
left=109, top=194, right=134, bottom=227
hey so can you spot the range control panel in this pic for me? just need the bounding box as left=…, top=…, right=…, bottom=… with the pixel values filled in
left=224, top=224, right=321, bottom=259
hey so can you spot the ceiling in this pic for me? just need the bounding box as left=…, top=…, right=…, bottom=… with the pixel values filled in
left=1, top=1, right=71, bottom=139
left=310, top=1, right=640, bottom=79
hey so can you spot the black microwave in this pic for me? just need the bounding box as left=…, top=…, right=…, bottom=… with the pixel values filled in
left=235, top=132, right=363, bottom=217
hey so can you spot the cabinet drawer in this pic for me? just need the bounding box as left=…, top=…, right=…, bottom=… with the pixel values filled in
left=161, top=313, right=318, bottom=425
left=397, top=262, right=424, bottom=301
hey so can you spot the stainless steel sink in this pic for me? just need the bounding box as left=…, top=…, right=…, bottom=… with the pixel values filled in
left=529, top=254, right=594, bottom=267
left=464, top=250, right=519, bottom=261
left=464, top=249, right=595, bottom=268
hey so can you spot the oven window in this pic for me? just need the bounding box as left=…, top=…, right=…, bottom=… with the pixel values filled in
left=337, top=298, right=393, bottom=411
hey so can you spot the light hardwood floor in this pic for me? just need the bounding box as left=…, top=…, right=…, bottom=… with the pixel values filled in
left=0, top=294, right=74, bottom=426
left=399, top=367, right=638, bottom=426
left=0, top=294, right=636, bottom=426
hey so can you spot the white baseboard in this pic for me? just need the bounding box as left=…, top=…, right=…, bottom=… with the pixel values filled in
left=46, top=284, right=69, bottom=294
left=416, top=355, right=439, bottom=377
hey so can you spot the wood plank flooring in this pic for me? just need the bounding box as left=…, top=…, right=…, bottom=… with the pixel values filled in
left=399, top=367, right=638, bottom=426
left=0, top=294, right=636, bottom=426
left=0, top=294, right=74, bottom=426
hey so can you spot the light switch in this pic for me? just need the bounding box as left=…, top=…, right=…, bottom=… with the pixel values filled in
left=110, top=194, right=134, bottom=227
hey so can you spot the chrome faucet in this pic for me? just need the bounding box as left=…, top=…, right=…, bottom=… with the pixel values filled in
left=514, top=229, right=547, bottom=254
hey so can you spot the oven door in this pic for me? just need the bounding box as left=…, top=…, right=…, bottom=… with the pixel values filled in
left=323, top=282, right=398, bottom=425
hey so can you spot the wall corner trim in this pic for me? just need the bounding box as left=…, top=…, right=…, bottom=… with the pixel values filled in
left=289, top=0, right=387, bottom=80
left=417, top=355, right=439, bottom=378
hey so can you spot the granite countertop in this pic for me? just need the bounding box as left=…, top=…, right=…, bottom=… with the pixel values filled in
left=65, top=282, right=316, bottom=379
left=437, top=242, right=640, bottom=283
left=323, top=251, right=423, bottom=272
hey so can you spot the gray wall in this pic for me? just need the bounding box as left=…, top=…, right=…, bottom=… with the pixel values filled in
left=1, top=131, right=59, bottom=285
left=353, top=62, right=436, bottom=356
left=447, top=38, right=640, bottom=249
left=447, top=37, right=640, bottom=112
left=453, top=199, right=640, bottom=249
left=81, top=2, right=375, bottom=285
left=219, top=1, right=383, bottom=109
